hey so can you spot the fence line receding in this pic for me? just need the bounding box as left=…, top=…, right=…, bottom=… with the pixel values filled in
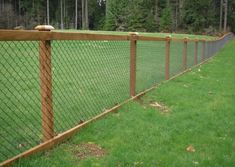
left=0, top=28, right=233, bottom=166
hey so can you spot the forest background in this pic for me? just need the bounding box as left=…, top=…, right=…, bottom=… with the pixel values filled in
left=0, top=0, right=234, bottom=34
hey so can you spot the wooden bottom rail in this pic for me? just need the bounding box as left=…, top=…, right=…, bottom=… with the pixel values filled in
left=0, top=52, right=224, bottom=167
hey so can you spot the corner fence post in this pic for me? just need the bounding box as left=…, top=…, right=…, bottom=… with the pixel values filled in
left=165, top=36, right=171, bottom=80
left=183, top=37, right=188, bottom=71
left=202, top=39, right=206, bottom=61
left=35, top=25, right=55, bottom=142
left=129, top=32, right=138, bottom=97
left=194, top=39, right=198, bottom=65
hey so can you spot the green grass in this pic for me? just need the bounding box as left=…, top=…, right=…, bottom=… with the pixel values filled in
left=55, top=30, right=216, bottom=40
left=0, top=31, right=224, bottom=163
left=11, top=39, right=235, bottom=166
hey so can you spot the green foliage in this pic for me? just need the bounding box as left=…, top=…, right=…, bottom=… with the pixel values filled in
left=104, top=0, right=129, bottom=31
left=127, top=0, right=156, bottom=32
left=89, top=0, right=106, bottom=30
left=159, top=6, right=173, bottom=32
left=0, top=0, right=234, bottom=33
left=182, top=0, right=215, bottom=32
left=105, top=0, right=157, bottom=32
left=228, top=0, right=235, bottom=32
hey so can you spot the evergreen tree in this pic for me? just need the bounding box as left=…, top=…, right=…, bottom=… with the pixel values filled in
left=104, top=0, right=128, bottom=31
left=182, top=0, right=216, bottom=32
left=159, top=6, right=173, bottom=32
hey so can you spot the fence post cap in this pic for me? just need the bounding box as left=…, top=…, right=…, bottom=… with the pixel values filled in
left=184, top=37, right=189, bottom=42
left=166, top=35, right=172, bottom=41
left=35, top=25, right=55, bottom=31
left=128, top=32, right=139, bottom=36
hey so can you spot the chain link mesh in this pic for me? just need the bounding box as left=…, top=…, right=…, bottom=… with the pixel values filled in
left=136, top=41, right=165, bottom=93
left=187, top=41, right=195, bottom=68
left=0, top=41, right=41, bottom=162
left=51, top=40, right=130, bottom=133
left=0, top=33, right=233, bottom=163
left=198, top=42, right=203, bottom=63
left=170, top=41, right=183, bottom=76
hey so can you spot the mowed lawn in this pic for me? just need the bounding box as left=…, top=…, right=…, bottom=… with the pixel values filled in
left=0, top=32, right=205, bottom=162
left=11, top=39, right=235, bottom=166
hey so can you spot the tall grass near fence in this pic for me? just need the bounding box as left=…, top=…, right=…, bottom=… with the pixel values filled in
left=0, top=30, right=233, bottom=166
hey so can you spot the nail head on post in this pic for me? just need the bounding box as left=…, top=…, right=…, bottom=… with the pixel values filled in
left=35, top=25, right=55, bottom=31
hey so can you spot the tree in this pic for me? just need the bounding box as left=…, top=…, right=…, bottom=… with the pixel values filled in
left=82, top=0, right=89, bottom=29
left=224, top=0, right=228, bottom=32
left=75, top=0, right=77, bottom=29
left=154, top=0, right=160, bottom=27
left=47, top=0, right=49, bottom=25
left=228, top=0, right=235, bottom=32
left=182, top=0, right=217, bottom=32
left=105, top=0, right=128, bottom=31
left=159, top=6, right=173, bottom=32
left=128, top=0, right=156, bottom=32
left=0, top=0, right=234, bottom=32
left=89, top=0, right=106, bottom=30
left=219, top=0, right=223, bottom=31
left=60, top=0, right=63, bottom=29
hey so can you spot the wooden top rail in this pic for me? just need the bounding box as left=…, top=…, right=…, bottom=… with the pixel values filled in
left=0, top=30, right=129, bottom=41
left=137, top=36, right=166, bottom=41
left=0, top=30, right=52, bottom=41
left=0, top=30, right=233, bottom=42
left=52, top=32, right=129, bottom=41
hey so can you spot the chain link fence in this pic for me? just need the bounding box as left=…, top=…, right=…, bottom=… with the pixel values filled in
left=0, top=30, right=233, bottom=165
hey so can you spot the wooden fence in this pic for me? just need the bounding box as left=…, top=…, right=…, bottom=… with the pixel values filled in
left=0, top=26, right=233, bottom=166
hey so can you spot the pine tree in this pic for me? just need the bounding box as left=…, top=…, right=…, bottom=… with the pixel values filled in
left=159, top=6, right=173, bottom=32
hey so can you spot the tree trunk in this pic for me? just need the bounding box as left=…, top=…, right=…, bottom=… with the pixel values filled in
left=75, top=0, right=77, bottom=29
left=82, top=0, right=88, bottom=29
left=82, top=0, right=85, bottom=29
left=105, top=0, right=109, bottom=17
left=154, top=0, right=160, bottom=26
left=18, top=0, right=20, bottom=14
left=60, top=0, right=63, bottom=29
left=178, top=0, right=184, bottom=28
left=167, top=0, right=170, bottom=6
left=63, top=0, right=66, bottom=28
left=223, top=0, right=228, bottom=32
left=47, top=0, right=50, bottom=25
left=175, top=0, right=179, bottom=30
left=85, top=0, right=88, bottom=29
left=2, top=0, right=5, bottom=11
left=219, top=0, right=223, bottom=31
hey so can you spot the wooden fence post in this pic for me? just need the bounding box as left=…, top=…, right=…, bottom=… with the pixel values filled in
left=182, top=37, right=188, bottom=71
left=165, top=36, right=171, bottom=80
left=129, top=32, right=138, bottom=97
left=202, top=39, right=206, bottom=61
left=194, top=39, right=198, bottom=65
left=35, top=25, right=55, bottom=142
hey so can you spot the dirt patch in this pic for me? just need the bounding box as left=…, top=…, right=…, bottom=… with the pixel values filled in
left=149, top=101, right=170, bottom=113
left=74, top=143, right=107, bottom=160
left=135, top=97, right=144, bottom=105
left=135, top=97, right=170, bottom=113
